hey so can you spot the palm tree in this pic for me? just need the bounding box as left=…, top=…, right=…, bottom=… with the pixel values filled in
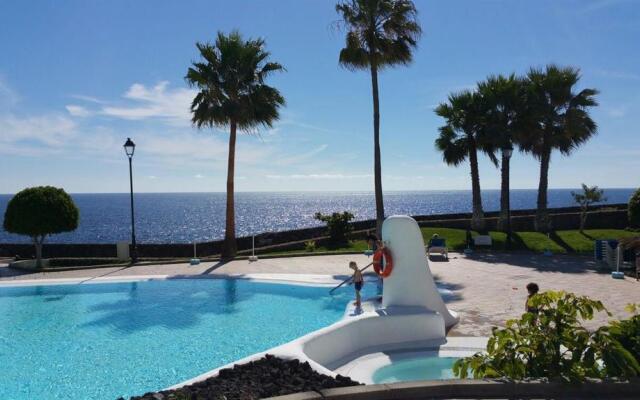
left=186, top=31, right=285, bottom=258
left=336, top=0, right=421, bottom=236
left=477, top=74, right=527, bottom=232
left=435, top=91, right=494, bottom=232
left=520, top=65, right=598, bottom=232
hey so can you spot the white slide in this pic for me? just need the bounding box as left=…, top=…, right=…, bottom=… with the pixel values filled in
left=381, top=215, right=459, bottom=328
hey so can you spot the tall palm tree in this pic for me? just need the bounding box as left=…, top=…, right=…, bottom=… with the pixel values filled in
left=477, top=74, right=527, bottom=232
left=336, top=0, right=421, bottom=236
left=186, top=31, right=285, bottom=258
left=520, top=65, right=598, bottom=232
left=435, top=91, right=494, bottom=232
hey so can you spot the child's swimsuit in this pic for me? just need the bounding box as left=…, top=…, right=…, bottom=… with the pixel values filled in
left=354, top=280, right=363, bottom=291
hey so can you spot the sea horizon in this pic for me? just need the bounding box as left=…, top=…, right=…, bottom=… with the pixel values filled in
left=0, top=188, right=634, bottom=244
left=0, top=187, right=636, bottom=196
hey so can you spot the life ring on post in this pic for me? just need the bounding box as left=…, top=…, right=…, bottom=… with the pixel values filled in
left=373, top=247, right=393, bottom=278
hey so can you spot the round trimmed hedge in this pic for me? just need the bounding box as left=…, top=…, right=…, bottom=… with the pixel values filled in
left=3, top=186, right=79, bottom=238
left=629, top=188, right=640, bottom=228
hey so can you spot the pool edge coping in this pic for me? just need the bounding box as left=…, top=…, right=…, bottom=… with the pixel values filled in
left=0, top=273, right=348, bottom=288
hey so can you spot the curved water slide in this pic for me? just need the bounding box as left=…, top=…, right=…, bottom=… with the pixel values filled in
left=381, top=215, right=459, bottom=328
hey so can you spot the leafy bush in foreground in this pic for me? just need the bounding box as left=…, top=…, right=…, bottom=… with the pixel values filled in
left=608, top=304, right=640, bottom=364
left=314, top=211, right=354, bottom=244
left=453, top=291, right=640, bottom=382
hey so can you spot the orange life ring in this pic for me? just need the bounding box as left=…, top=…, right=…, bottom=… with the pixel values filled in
left=373, top=248, right=393, bottom=278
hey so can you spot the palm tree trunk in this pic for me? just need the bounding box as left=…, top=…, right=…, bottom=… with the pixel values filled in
left=33, top=235, right=43, bottom=269
left=498, top=150, right=510, bottom=232
left=580, top=207, right=587, bottom=233
left=370, top=62, right=385, bottom=237
left=468, top=140, right=485, bottom=232
left=222, top=121, right=238, bottom=259
left=535, top=147, right=551, bottom=233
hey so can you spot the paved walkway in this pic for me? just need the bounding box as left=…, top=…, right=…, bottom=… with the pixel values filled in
left=2, top=253, right=638, bottom=336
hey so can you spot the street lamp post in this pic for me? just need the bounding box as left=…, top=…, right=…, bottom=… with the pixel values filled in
left=503, top=143, right=513, bottom=250
left=124, top=138, right=137, bottom=263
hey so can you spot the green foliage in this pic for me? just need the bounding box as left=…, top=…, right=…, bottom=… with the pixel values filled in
left=3, top=186, right=79, bottom=238
left=476, top=73, right=527, bottom=161
left=628, top=188, right=640, bottom=228
left=435, top=91, right=497, bottom=166
left=304, top=240, right=316, bottom=252
left=572, top=184, right=606, bottom=231
left=572, top=184, right=606, bottom=209
left=4, top=186, right=79, bottom=268
left=186, top=31, right=285, bottom=131
left=314, top=211, right=355, bottom=244
left=453, top=291, right=640, bottom=382
left=607, top=304, right=640, bottom=364
left=335, top=0, right=422, bottom=70
left=519, top=65, right=599, bottom=158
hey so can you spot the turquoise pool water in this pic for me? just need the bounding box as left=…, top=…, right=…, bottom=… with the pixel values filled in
left=372, top=355, right=459, bottom=383
left=0, top=279, right=373, bottom=400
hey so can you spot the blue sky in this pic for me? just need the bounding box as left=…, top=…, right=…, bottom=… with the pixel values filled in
left=0, top=0, right=638, bottom=193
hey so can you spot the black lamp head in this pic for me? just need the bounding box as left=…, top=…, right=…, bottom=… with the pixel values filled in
left=124, top=138, right=136, bottom=157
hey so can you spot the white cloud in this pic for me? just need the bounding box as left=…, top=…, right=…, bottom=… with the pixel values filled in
left=69, top=94, right=106, bottom=104
left=134, top=131, right=274, bottom=170
left=100, top=81, right=196, bottom=125
left=581, top=0, right=633, bottom=13
left=592, top=68, right=640, bottom=81
left=0, top=113, right=76, bottom=147
left=607, top=107, right=627, bottom=118
left=276, top=144, right=328, bottom=165
left=65, top=105, right=91, bottom=117
left=0, top=77, right=19, bottom=108
left=266, top=173, right=372, bottom=180
left=194, top=174, right=204, bottom=179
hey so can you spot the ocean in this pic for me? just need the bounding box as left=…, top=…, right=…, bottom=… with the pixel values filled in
left=0, top=189, right=634, bottom=244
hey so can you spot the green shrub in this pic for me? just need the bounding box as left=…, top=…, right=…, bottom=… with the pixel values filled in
left=571, top=184, right=606, bottom=232
left=3, top=186, right=79, bottom=268
left=453, top=291, right=640, bottom=382
left=304, top=240, right=316, bottom=252
left=629, top=188, right=640, bottom=228
left=607, top=304, right=640, bottom=364
left=314, top=211, right=354, bottom=244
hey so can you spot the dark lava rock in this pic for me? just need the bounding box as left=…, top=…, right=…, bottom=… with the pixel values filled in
left=119, top=354, right=361, bottom=400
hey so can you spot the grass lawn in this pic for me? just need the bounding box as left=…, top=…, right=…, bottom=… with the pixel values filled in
left=261, top=227, right=638, bottom=256
left=554, top=229, right=639, bottom=253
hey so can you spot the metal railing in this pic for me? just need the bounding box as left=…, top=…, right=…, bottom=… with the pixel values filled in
left=329, top=262, right=373, bottom=294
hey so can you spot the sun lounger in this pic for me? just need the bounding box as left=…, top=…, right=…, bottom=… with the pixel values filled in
left=473, top=235, right=492, bottom=247
left=427, top=238, right=448, bottom=260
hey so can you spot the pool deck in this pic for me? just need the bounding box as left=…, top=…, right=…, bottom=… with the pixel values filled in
left=1, top=252, right=639, bottom=336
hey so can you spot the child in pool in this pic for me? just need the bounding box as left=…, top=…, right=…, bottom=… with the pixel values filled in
left=349, top=261, right=364, bottom=308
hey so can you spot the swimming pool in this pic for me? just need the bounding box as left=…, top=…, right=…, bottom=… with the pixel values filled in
left=0, top=278, right=375, bottom=400
left=372, top=355, right=459, bottom=383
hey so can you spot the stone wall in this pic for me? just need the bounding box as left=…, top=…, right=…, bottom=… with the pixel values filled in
left=0, top=203, right=628, bottom=259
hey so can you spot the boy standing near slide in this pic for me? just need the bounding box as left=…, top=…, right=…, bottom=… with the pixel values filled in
left=349, top=261, right=364, bottom=308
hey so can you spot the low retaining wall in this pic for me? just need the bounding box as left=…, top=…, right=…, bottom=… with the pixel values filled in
left=266, top=379, right=640, bottom=400
left=0, top=204, right=629, bottom=259
left=418, top=207, right=628, bottom=231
